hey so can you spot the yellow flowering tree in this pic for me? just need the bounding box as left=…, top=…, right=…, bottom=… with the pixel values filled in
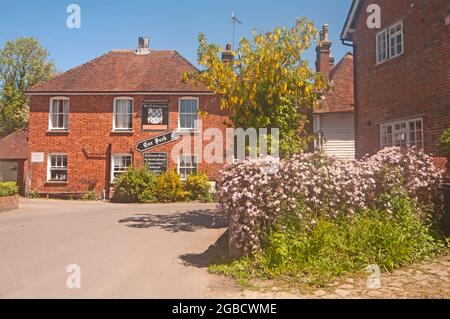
left=184, top=18, right=326, bottom=157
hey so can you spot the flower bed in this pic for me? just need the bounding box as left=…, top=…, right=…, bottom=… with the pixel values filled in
left=217, top=147, right=444, bottom=253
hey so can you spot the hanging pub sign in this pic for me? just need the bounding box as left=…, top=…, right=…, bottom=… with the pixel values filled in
left=141, top=103, right=168, bottom=131
left=135, top=131, right=178, bottom=152
left=143, top=153, right=168, bottom=174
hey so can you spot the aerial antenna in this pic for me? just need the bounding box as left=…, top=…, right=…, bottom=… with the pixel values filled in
left=231, top=12, right=242, bottom=49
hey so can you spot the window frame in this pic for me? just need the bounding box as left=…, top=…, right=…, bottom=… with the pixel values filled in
left=113, top=97, right=134, bottom=131
left=177, top=154, right=198, bottom=180
left=111, top=153, right=133, bottom=182
left=49, top=97, right=69, bottom=131
left=376, top=21, right=404, bottom=64
left=380, top=118, right=423, bottom=149
left=47, top=153, right=68, bottom=182
left=178, top=97, right=200, bottom=132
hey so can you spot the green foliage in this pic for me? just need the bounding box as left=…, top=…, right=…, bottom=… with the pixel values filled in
left=152, top=170, right=189, bottom=203
left=112, top=167, right=156, bottom=203
left=28, top=189, right=40, bottom=199
left=439, top=128, right=450, bottom=157
left=185, top=19, right=326, bottom=157
left=0, top=182, right=19, bottom=197
left=0, top=37, right=56, bottom=137
left=111, top=168, right=212, bottom=203
left=199, top=191, right=216, bottom=203
left=138, top=189, right=157, bottom=203
left=211, top=192, right=445, bottom=287
left=184, top=173, right=211, bottom=200
left=81, top=190, right=100, bottom=201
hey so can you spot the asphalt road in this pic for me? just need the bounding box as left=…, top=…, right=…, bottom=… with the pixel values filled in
left=0, top=198, right=234, bottom=298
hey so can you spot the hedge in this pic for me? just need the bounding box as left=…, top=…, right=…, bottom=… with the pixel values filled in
left=0, top=182, right=19, bottom=197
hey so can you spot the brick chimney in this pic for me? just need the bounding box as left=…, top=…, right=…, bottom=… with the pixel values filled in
left=315, top=24, right=334, bottom=81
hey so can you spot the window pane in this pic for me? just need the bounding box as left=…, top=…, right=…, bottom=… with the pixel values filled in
left=185, top=115, right=193, bottom=129
left=114, top=100, right=132, bottom=129
left=52, top=101, right=58, bottom=113
left=416, top=120, right=422, bottom=130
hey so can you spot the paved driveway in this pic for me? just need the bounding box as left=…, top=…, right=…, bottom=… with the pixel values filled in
left=0, top=198, right=235, bottom=298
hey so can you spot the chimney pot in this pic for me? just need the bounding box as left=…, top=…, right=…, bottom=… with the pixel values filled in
left=321, top=24, right=330, bottom=42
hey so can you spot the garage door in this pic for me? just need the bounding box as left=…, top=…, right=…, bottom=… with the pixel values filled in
left=0, top=161, right=18, bottom=182
left=315, top=113, right=355, bottom=160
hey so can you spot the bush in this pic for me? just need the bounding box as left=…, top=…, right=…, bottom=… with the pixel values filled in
left=152, top=170, right=188, bottom=202
left=184, top=173, right=211, bottom=200
left=112, top=167, right=156, bottom=203
left=218, top=147, right=444, bottom=253
left=28, top=189, right=40, bottom=199
left=440, top=128, right=450, bottom=157
left=82, top=190, right=100, bottom=201
left=211, top=192, right=445, bottom=286
left=0, top=182, right=19, bottom=197
left=138, top=189, right=157, bottom=203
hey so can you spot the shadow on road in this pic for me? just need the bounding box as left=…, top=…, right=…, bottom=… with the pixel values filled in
left=118, top=209, right=228, bottom=233
left=180, top=230, right=230, bottom=268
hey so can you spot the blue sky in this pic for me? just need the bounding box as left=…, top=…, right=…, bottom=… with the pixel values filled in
left=0, top=0, right=353, bottom=72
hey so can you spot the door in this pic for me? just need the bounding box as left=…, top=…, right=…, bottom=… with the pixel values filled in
left=0, top=161, right=18, bottom=182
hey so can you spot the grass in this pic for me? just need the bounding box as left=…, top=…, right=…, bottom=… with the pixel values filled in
left=209, top=195, right=447, bottom=287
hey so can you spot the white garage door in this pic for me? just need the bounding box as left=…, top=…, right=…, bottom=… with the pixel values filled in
left=314, top=113, right=355, bottom=160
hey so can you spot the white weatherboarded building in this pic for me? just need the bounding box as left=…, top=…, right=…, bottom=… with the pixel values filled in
left=313, top=25, right=355, bottom=160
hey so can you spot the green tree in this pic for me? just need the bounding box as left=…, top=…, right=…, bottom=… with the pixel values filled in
left=0, top=37, right=55, bottom=137
left=184, top=18, right=326, bottom=157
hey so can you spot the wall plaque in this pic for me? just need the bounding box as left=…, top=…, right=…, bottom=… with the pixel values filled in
left=142, top=103, right=168, bottom=131
left=143, top=153, right=168, bottom=175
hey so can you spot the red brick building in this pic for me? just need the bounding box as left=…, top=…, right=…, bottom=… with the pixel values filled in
left=26, top=38, right=228, bottom=198
left=341, top=0, right=450, bottom=159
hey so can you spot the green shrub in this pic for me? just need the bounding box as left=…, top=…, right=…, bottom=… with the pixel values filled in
left=0, top=182, right=19, bottom=197
left=82, top=190, right=100, bottom=201
left=211, top=192, right=446, bottom=287
left=152, top=170, right=188, bottom=202
left=28, top=189, right=40, bottom=199
left=200, top=191, right=216, bottom=203
left=184, top=173, right=211, bottom=200
left=112, top=167, right=156, bottom=203
left=138, top=189, right=157, bottom=203
left=439, top=128, right=450, bottom=157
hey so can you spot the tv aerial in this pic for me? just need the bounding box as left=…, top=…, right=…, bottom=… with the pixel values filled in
left=231, top=12, right=242, bottom=49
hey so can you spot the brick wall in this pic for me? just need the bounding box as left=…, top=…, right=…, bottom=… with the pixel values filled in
left=0, top=195, right=19, bottom=212
left=28, top=94, right=229, bottom=195
left=352, top=0, right=450, bottom=158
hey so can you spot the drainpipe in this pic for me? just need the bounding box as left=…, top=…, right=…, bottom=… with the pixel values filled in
left=341, top=39, right=359, bottom=159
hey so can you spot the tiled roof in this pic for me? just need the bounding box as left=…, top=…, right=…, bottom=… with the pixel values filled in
left=315, top=52, right=354, bottom=113
left=0, top=129, right=28, bottom=159
left=28, top=50, right=208, bottom=93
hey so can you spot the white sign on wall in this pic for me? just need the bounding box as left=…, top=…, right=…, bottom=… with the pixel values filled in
left=31, top=152, right=45, bottom=163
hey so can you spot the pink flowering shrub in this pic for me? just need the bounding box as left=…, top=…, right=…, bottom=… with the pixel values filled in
left=218, top=147, right=444, bottom=253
